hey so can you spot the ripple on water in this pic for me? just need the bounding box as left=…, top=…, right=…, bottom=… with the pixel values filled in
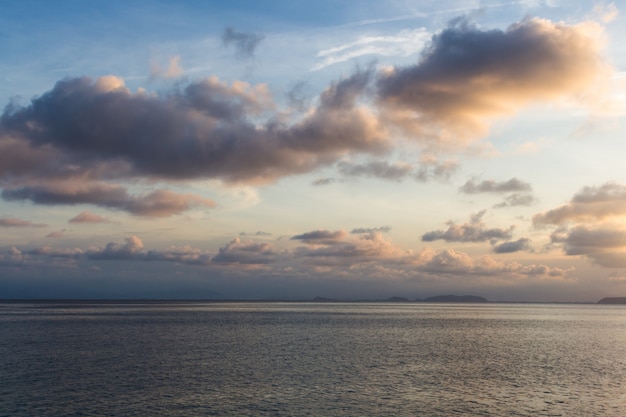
left=1, top=302, right=626, bottom=416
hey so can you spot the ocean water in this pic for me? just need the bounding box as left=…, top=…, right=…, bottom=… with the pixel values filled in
left=1, top=301, right=625, bottom=416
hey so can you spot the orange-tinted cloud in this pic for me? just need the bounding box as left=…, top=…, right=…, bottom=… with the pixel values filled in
left=377, top=17, right=609, bottom=147
left=535, top=183, right=626, bottom=267
left=69, top=211, right=111, bottom=224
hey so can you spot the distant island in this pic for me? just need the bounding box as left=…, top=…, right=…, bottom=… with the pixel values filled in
left=312, top=295, right=488, bottom=303
left=417, top=295, right=488, bottom=303
left=598, top=297, right=626, bottom=304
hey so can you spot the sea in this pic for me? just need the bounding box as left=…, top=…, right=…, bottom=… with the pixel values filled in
left=1, top=301, right=625, bottom=416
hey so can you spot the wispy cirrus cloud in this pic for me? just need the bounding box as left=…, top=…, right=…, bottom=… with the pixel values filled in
left=312, top=28, right=429, bottom=71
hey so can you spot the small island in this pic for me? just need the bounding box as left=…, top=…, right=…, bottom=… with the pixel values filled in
left=598, top=297, right=626, bottom=304
left=417, top=295, right=488, bottom=303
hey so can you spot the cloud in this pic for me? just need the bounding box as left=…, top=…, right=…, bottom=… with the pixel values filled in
left=222, top=27, right=264, bottom=59
left=376, top=17, right=610, bottom=147
left=533, top=183, right=626, bottom=268
left=151, top=56, right=184, bottom=79
left=293, top=231, right=408, bottom=266
left=413, top=247, right=571, bottom=279
left=459, top=178, right=531, bottom=194
left=594, top=2, right=619, bottom=23
left=291, top=230, right=348, bottom=245
left=422, top=210, right=514, bottom=243
left=0, top=71, right=386, bottom=189
left=46, top=230, right=66, bottom=238
left=239, top=231, right=272, bottom=237
left=87, top=235, right=145, bottom=260
left=332, top=157, right=457, bottom=183
left=459, top=178, right=536, bottom=208
left=0, top=16, right=613, bottom=217
left=2, top=183, right=216, bottom=217
left=338, top=160, right=414, bottom=181
left=69, top=211, right=111, bottom=224
left=211, top=237, right=276, bottom=265
left=493, top=238, right=531, bottom=254
left=2, top=229, right=573, bottom=284
left=493, top=193, right=537, bottom=208
left=533, top=183, right=626, bottom=226
left=312, top=177, right=335, bottom=186
left=0, top=218, right=46, bottom=228
left=86, top=235, right=212, bottom=265
left=557, top=225, right=626, bottom=267
left=351, top=226, right=391, bottom=234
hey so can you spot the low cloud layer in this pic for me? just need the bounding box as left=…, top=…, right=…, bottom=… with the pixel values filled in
left=0, top=230, right=572, bottom=283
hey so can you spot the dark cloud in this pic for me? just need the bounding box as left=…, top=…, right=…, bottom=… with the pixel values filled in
left=493, top=238, right=531, bottom=254
left=533, top=183, right=626, bottom=226
left=0, top=71, right=385, bottom=188
left=422, top=210, right=514, bottom=243
left=222, top=27, right=265, bottom=59
left=0, top=218, right=46, bottom=228
left=351, top=226, right=391, bottom=234
left=459, top=178, right=532, bottom=194
left=291, top=230, right=348, bottom=245
left=2, top=183, right=215, bottom=217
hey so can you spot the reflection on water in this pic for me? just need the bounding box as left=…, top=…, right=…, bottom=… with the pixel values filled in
left=1, top=302, right=625, bottom=416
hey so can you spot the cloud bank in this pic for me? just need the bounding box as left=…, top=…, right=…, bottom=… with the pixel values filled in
left=0, top=16, right=611, bottom=216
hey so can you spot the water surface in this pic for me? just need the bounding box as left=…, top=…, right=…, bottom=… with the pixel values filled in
left=1, top=301, right=625, bottom=416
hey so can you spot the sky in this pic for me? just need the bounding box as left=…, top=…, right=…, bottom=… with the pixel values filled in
left=1, top=0, right=626, bottom=301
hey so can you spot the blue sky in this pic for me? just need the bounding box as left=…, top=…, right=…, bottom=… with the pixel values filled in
left=1, top=0, right=625, bottom=301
